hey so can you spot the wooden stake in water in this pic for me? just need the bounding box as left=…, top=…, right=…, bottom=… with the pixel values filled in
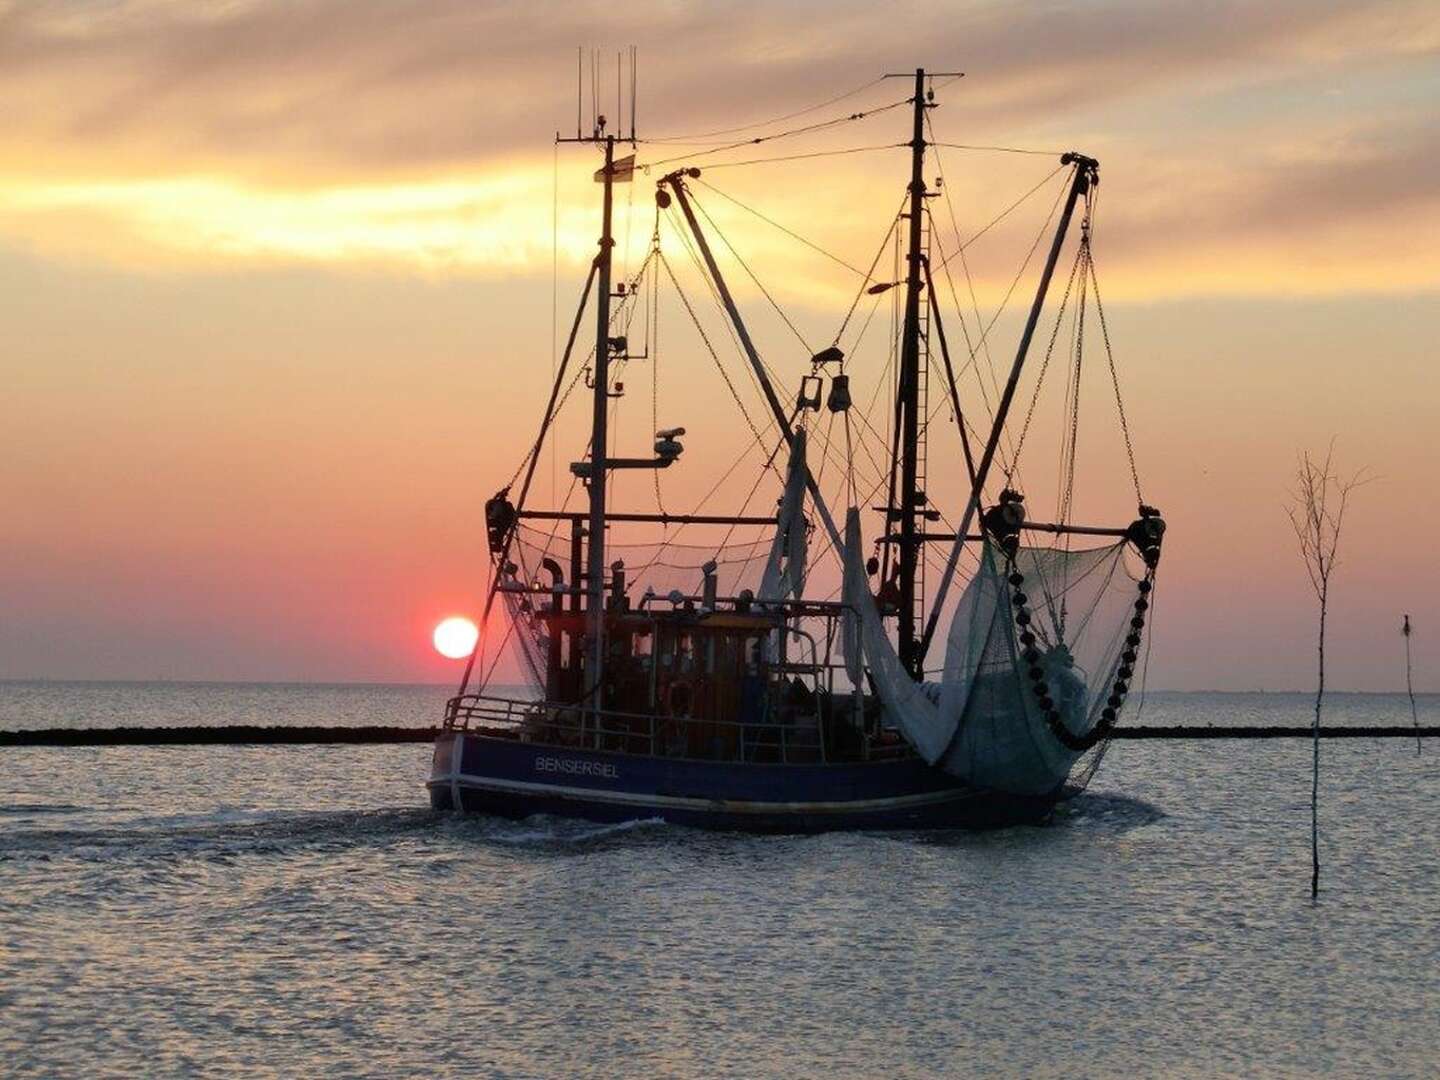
left=1404, top=615, right=1421, bottom=756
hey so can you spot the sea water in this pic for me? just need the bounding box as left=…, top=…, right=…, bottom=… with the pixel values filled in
left=2, top=682, right=1437, bottom=1078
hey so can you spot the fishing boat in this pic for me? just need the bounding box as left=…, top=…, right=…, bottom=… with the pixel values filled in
left=428, top=66, right=1166, bottom=830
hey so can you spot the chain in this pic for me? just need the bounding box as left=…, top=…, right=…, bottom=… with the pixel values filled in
left=1006, top=556, right=1154, bottom=754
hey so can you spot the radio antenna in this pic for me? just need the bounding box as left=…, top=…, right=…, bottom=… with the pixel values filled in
left=565, top=45, right=639, bottom=145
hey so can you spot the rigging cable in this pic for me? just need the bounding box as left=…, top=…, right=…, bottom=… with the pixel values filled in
left=551, top=141, right=559, bottom=503
left=657, top=250, right=778, bottom=472
left=695, top=176, right=868, bottom=278
left=626, top=429, right=786, bottom=585
left=1055, top=224, right=1088, bottom=534
left=932, top=165, right=1073, bottom=479
left=1006, top=225, right=1085, bottom=479
left=642, top=75, right=889, bottom=142
left=662, top=208, right=772, bottom=399
left=690, top=189, right=813, bottom=354
left=677, top=143, right=904, bottom=173
left=931, top=164, right=1066, bottom=273
left=926, top=121, right=1067, bottom=478
left=649, top=221, right=667, bottom=516
left=1084, top=197, right=1145, bottom=504
left=931, top=142, right=1066, bottom=157
left=1051, top=224, right=1090, bottom=637
left=659, top=200, right=892, bottom=513
left=641, top=96, right=912, bottom=170
left=832, top=195, right=908, bottom=346
left=660, top=209, right=807, bottom=464
left=709, top=434, right=789, bottom=565
left=658, top=201, right=872, bottom=493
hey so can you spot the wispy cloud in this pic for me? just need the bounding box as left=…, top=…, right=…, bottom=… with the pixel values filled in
left=0, top=0, right=1435, bottom=298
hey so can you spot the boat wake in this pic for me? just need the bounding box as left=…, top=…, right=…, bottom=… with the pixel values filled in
left=0, top=802, right=89, bottom=816
left=0, top=806, right=682, bottom=864
left=1051, top=789, right=1165, bottom=830
left=0, top=795, right=1157, bottom=865
left=437, top=811, right=672, bottom=852
left=0, top=807, right=442, bottom=862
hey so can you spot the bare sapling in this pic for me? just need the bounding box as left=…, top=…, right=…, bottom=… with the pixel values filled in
left=1285, top=444, right=1368, bottom=899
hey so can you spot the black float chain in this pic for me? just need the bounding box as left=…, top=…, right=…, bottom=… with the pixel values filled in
left=1007, top=562, right=1154, bottom=753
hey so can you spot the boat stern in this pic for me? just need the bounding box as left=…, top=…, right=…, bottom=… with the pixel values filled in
left=427, top=730, right=461, bottom=811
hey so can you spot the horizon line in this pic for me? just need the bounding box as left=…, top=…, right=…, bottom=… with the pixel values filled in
left=0, top=677, right=1432, bottom=696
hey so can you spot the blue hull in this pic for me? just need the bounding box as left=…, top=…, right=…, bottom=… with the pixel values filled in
left=427, top=732, right=1057, bottom=832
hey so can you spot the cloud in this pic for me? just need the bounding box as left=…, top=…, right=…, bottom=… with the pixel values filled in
left=1085, top=118, right=1440, bottom=297
left=0, top=0, right=1435, bottom=298
left=2, top=0, right=1435, bottom=177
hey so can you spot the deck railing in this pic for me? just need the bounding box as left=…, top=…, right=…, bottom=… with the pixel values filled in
left=443, top=693, right=913, bottom=765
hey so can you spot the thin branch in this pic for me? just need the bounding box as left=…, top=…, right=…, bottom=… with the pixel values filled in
left=1284, top=441, right=1371, bottom=900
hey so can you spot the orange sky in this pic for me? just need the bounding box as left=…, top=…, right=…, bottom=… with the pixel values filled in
left=1, top=0, right=1437, bottom=690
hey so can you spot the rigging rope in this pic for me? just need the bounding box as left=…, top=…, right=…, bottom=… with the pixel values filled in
left=931, top=142, right=1067, bottom=157
left=931, top=164, right=1067, bottom=273
left=659, top=209, right=854, bottom=498
left=551, top=142, right=559, bottom=503
left=1086, top=233, right=1145, bottom=504
left=646, top=218, right=668, bottom=517
left=926, top=126, right=1071, bottom=487
left=832, top=195, right=907, bottom=346
left=678, top=143, right=904, bottom=172
left=1056, top=229, right=1088, bottom=533
left=927, top=209, right=1021, bottom=481
left=658, top=194, right=874, bottom=495
left=695, top=177, right=868, bottom=278
left=641, top=75, right=888, bottom=143
left=1005, top=219, right=1085, bottom=480
left=657, top=250, right=778, bottom=471
left=642, top=98, right=911, bottom=170
left=690, top=189, right=813, bottom=354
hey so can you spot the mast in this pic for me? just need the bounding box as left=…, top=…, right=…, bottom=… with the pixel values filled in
left=895, top=68, right=929, bottom=680
left=585, top=135, right=617, bottom=710
left=880, top=66, right=959, bottom=678
left=555, top=52, right=650, bottom=718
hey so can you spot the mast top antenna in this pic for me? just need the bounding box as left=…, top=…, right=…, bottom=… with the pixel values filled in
left=882, top=68, right=965, bottom=80
left=560, top=45, right=639, bottom=146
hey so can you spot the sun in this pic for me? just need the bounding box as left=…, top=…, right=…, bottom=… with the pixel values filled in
left=432, top=616, right=479, bottom=660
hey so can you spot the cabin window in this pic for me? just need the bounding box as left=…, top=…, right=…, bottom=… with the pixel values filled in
left=633, top=628, right=653, bottom=672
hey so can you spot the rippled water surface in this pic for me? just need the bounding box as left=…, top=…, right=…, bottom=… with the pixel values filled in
left=3, top=683, right=1437, bottom=1078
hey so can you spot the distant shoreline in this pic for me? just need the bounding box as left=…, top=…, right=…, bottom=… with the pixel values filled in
left=0, top=678, right=1432, bottom=695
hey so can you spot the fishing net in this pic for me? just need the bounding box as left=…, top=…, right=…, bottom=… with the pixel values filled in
left=932, top=538, right=1144, bottom=795
left=507, top=524, right=777, bottom=606
left=845, top=519, right=1149, bottom=796
left=494, top=566, right=548, bottom=692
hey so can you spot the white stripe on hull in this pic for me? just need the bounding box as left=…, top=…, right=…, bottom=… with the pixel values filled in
left=428, top=771, right=977, bottom=816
